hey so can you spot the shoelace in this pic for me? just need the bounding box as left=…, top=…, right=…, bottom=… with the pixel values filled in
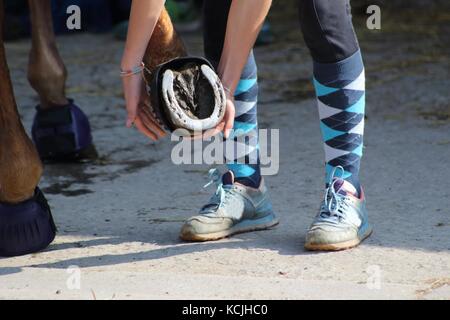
left=201, top=168, right=233, bottom=213
left=321, top=166, right=350, bottom=219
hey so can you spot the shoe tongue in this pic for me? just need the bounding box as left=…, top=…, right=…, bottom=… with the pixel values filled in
left=222, top=171, right=235, bottom=186
left=333, top=178, right=357, bottom=196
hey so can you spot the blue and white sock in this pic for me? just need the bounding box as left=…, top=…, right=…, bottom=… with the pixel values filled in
left=313, top=50, right=365, bottom=193
left=225, top=52, right=261, bottom=188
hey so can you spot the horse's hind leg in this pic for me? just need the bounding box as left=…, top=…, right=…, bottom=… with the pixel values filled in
left=0, top=0, right=56, bottom=257
left=28, top=0, right=96, bottom=161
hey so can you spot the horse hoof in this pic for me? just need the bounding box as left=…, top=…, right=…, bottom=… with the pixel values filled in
left=31, top=99, right=95, bottom=161
left=0, top=188, right=56, bottom=257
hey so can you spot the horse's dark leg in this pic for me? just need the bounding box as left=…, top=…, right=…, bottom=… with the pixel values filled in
left=27, top=0, right=96, bottom=160
left=27, top=0, right=68, bottom=108
left=0, top=0, right=56, bottom=257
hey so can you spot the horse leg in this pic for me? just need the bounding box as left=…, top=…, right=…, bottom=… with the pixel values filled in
left=28, top=0, right=96, bottom=160
left=143, top=8, right=187, bottom=72
left=0, top=0, right=56, bottom=257
left=139, top=7, right=187, bottom=116
left=27, top=0, right=67, bottom=108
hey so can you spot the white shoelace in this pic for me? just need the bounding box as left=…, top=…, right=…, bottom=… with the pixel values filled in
left=322, top=166, right=350, bottom=219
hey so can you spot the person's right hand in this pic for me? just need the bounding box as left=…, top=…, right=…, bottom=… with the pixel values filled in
left=122, top=73, right=166, bottom=141
left=185, top=95, right=236, bottom=141
left=205, top=95, right=235, bottom=139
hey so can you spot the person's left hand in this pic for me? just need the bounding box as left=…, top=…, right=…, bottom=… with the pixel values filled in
left=122, top=73, right=166, bottom=141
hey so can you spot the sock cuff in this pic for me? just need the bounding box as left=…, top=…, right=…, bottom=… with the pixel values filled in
left=313, top=49, right=364, bottom=85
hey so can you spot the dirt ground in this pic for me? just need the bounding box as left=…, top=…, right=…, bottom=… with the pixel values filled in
left=0, top=7, right=449, bottom=299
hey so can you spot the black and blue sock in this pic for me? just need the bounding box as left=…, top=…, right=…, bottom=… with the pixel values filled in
left=313, top=49, right=365, bottom=193
left=225, top=52, right=261, bottom=188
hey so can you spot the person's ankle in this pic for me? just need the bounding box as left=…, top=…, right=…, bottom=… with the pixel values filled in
left=345, top=178, right=361, bottom=197
left=235, top=176, right=261, bottom=189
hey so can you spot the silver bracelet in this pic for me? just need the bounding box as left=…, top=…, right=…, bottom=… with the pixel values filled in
left=222, top=85, right=233, bottom=97
left=120, top=62, right=145, bottom=77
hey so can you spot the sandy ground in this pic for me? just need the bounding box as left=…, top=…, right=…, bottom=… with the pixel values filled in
left=1, top=9, right=449, bottom=299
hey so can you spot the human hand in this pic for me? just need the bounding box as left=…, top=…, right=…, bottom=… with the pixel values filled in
left=211, top=95, right=235, bottom=139
left=186, top=94, right=235, bottom=141
left=122, top=73, right=166, bottom=141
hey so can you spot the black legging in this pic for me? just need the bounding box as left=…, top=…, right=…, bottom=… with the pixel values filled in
left=203, top=0, right=360, bottom=64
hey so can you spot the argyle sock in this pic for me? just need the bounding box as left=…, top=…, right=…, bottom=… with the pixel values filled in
left=313, top=49, right=365, bottom=193
left=225, top=52, right=261, bottom=188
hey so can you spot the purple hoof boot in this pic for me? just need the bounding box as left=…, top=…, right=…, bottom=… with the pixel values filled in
left=0, top=188, right=56, bottom=257
left=32, top=100, right=93, bottom=160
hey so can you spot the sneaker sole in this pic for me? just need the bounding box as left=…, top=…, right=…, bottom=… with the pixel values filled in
left=180, top=213, right=279, bottom=242
left=304, top=226, right=373, bottom=251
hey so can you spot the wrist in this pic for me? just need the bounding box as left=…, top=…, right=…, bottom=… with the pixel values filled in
left=121, top=60, right=142, bottom=71
left=121, top=51, right=144, bottom=71
left=218, top=69, right=238, bottom=96
left=222, top=85, right=234, bottom=100
left=218, top=61, right=241, bottom=97
left=120, top=62, right=145, bottom=78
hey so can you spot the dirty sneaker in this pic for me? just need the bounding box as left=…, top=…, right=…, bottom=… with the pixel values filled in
left=305, top=166, right=372, bottom=251
left=180, top=169, right=279, bottom=241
